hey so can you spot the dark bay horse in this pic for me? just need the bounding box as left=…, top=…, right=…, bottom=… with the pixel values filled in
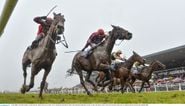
left=130, top=60, right=166, bottom=92
left=21, top=13, right=65, bottom=98
left=96, top=51, right=145, bottom=93
left=68, top=25, right=132, bottom=95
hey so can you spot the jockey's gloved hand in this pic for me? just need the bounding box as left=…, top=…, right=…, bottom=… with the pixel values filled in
left=81, top=48, right=85, bottom=51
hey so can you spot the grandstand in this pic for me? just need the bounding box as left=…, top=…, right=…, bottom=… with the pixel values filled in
left=143, top=44, right=185, bottom=69
left=143, top=44, right=185, bottom=84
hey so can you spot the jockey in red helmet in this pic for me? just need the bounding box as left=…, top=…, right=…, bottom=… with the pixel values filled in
left=81, top=28, right=107, bottom=52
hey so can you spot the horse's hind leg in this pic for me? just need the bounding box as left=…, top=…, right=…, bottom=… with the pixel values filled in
left=126, top=82, right=135, bottom=93
left=85, top=71, right=97, bottom=91
left=39, top=67, right=51, bottom=98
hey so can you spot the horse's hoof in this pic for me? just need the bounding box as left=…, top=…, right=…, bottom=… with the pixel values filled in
left=20, top=87, right=26, bottom=94
left=87, top=92, right=92, bottom=96
left=39, top=95, right=43, bottom=99
left=92, top=87, right=98, bottom=91
left=25, top=85, right=30, bottom=92
left=20, top=85, right=27, bottom=94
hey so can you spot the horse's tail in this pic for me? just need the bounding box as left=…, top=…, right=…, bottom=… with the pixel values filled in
left=66, top=63, right=75, bottom=77
left=66, top=53, right=79, bottom=77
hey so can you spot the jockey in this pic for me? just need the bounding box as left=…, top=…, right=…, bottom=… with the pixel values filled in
left=110, top=50, right=126, bottom=70
left=104, top=50, right=126, bottom=81
left=132, top=61, right=149, bottom=75
left=81, top=28, right=107, bottom=57
left=30, top=16, right=61, bottom=49
left=112, top=50, right=126, bottom=62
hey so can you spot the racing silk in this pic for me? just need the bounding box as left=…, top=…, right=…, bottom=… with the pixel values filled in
left=88, top=32, right=106, bottom=44
left=37, top=25, right=43, bottom=36
left=34, top=17, right=51, bottom=36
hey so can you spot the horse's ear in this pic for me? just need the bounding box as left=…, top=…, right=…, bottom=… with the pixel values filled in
left=111, top=25, right=116, bottom=29
left=53, top=12, right=56, bottom=16
left=133, top=51, right=137, bottom=55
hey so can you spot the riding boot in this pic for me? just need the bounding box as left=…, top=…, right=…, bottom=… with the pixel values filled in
left=85, top=45, right=98, bottom=58
left=86, top=50, right=93, bottom=58
left=30, top=36, right=42, bottom=49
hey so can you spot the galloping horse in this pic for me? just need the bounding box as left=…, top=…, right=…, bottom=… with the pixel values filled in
left=68, top=25, right=132, bottom=95
left=96, top=51, right=145, bottom=93
left=130, top=60, right=166, bottom=92
left=21, top=13, right=65, bottom=98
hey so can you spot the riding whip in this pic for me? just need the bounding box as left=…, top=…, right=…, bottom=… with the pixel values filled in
left=64, top=50, right=81, bottom=53
left=46, top=5, right=57, bottom=17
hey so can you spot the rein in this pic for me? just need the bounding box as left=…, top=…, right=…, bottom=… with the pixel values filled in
left=115, top=40, right=123, bottom=46
left=48, top=20, right=68, bottom=48
left=58, top=34, right=69, bottom=48
left=48, top=34, right=68, bottom=48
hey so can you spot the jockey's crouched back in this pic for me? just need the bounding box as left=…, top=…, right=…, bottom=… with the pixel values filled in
left=81, top=28, right=107, bottom=58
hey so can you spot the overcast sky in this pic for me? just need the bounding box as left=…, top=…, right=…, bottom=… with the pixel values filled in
left=0, top=0, right=185, bottom=92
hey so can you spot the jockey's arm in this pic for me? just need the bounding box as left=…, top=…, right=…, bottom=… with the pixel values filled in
left=33, top=16, right=47, bottom=26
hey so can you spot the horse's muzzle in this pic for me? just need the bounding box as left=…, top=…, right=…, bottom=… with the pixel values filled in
left=57, top=26, right=64, bottom=34
left=127, top=32, right=132, bottom=40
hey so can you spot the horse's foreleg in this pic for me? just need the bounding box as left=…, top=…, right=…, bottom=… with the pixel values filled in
left=145, top=81, right=150, bottom=88
left=26, top=65, right=40, bottom=92
left=123, top=76, right=135, bottom=92
left=21, top=59, right=32, bottom=94
left=85, top=71, right=97, bottom=91
left=120, top=78, right=126, bottom=94
left=22, top=65, right=27, bottom=86
left=77, top=70, right=91, bottom=95
left=139, top=81, right=145, bottom=93
left=39, top=67, right=51, bottom=98
left=21, top=63, right=28, bottom=94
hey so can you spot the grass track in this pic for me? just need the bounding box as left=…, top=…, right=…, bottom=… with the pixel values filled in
left=0, top=91, right=185, bottom=103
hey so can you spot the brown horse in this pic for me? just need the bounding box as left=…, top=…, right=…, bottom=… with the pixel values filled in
left=68, top=25, right=132, bottom=95
left=96, top=51, right=145, bottom=93
left=21, top=13, right=66, bottom=98
left=130, top=60, right=166, bottom=92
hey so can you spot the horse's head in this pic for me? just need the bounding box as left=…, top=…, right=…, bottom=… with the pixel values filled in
left=132, top=51, right=145, bottom=65
left=53, top=12, right=65, bottom=35
left=111, top=25, right=132, bottom=40
left=153, top=60, right=166, bottom=70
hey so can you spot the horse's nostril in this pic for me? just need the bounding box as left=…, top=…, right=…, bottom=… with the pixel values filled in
left=128, top=32, right=132, bottom=35
left=128, top=34, right=132, bottom=39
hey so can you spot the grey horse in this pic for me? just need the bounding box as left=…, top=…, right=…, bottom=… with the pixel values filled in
left=21, top=13, right=65, bottom=98
left=68, top=25, right=132, bottom=95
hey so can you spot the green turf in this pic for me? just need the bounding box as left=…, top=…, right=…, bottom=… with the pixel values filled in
left=0, top=91, right=185, bottom=103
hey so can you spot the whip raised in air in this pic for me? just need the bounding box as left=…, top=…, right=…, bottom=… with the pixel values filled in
left=46, top=5, right=58, bottom=17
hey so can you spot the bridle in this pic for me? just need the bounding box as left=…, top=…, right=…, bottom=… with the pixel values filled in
left=48, top=18, right=68, bottom=48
